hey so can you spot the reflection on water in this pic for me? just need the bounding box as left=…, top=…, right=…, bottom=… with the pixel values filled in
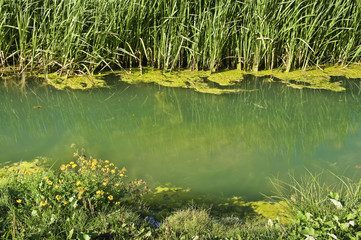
left=0, top=76, right=360, bottom=200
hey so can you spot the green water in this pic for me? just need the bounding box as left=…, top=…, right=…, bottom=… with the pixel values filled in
left=1, top=77, right=361, bottom=200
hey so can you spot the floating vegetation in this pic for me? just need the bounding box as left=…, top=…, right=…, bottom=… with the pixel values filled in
left=145, top=184, right=290, bottom=223
left=40, top=64, right=360, bottom=92
left=110, top=65, right=361, bottom=94
left=42, top=73, right=107, bottom=90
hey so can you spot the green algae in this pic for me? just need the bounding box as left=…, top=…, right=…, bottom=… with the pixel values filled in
left=207, top=69, right=244, bottom=86
left=0, top=158, right=48, bottom=186
left=145, top=184, right=291, bottom=223
left=117, top=65, right=361, bottom=93
left=33, top=64, right=361, bottom=93
left=255, top=64, right=361, bottom=92
left=41, top=72, right=107, bottom=90
left=249, top=201, right=290, bottom=224
left=120, top=68, right=244, bottom=95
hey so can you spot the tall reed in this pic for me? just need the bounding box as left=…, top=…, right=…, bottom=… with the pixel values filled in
left=0, top=0, right=360, bottom=76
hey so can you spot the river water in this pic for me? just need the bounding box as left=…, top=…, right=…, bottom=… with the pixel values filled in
left=1, top=76, right=360, bottom=200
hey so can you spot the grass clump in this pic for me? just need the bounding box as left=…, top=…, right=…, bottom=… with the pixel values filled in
left=272, top=172, right=361, bottom=239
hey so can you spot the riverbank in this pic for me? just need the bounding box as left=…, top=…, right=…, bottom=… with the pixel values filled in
left=1, top=154, right=361, bottom=239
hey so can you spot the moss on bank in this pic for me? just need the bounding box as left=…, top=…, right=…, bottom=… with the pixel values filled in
left=37, top=64, right=361, bottom=93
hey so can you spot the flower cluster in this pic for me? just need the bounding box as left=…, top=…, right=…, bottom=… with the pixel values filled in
left=11, top=153, right=150, bottom=215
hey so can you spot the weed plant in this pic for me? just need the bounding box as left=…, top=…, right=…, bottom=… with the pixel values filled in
left=0, top=0, right=360, bottom=78
left=271, top=172, right=361, bottom=239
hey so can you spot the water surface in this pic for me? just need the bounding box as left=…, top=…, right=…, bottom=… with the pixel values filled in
left=1, top=77, right=360, bottom=200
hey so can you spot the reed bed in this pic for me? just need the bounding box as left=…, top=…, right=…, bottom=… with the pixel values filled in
left=0, top=0, right=360, bottom=76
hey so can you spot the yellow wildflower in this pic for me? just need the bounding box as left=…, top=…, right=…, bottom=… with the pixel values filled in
left=107, top=195, right=113, bottom=201
left=111, top=169, right=116, bottom=174
left=76, top=181, right=82, bottom=186
left=115, top=201, right=120, bottom=206
left=43, top=176, right=49, bottom=180
left=122, top=167, right=127, bottom=172
left=55, top=195, right=62, bottom=201
left=96, top=190, right=104, bottom=196
left=109, top=163, right=114, bottom=167
left=119, top=173, right=124, bottom=177
left=103, top=178, right=109, bottom=182
left=72, top=164, right=77, bottom=168
left=102, top=182, right=108, bottom=186
left=63, top=201, right=69, bottom=205
left=47, top=181, right=53, bottom=185
left=115, top=183, right=120, bottom=187
left=97, top=165, right=102, bottom=168
left=54, top=184, right=59, bottom=189
left=105, top=160, right=110, bottom=164
left=40, top=201, right=47, bottom=206
left=70, top=161, right=75, bottom=165
left=78, top=195, right=82, bottom=200
left=77, top=187, right=86, bottom=193
left=16, top=199, right=22, bottom=204
left=59, top=179, right=64, bottom=184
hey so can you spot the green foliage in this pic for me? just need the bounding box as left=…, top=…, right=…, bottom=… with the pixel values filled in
left=0, top=155, right=149, bottom=239
left=272, top=173, right=361, bottom=239
left=0, top=0, right=360, bottom=77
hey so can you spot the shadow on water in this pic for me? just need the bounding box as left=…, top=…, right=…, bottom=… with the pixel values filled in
left=0, top=76, right=361, bottom=200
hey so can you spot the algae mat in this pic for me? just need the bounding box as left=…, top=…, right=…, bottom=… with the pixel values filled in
left=40, top=64, right=361, bottom=93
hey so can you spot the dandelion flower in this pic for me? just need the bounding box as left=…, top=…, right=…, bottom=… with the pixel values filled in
left=63, top=201, right=69, bottom=205
left=115, top=201, right=120, bottom=206
left=16, top=199, right=22, bottom=204
left=111, top=169, right=116, bottom=174
left=55, top=195, right=62, bottom=201
left=40, top=201, right=47, bottom=206
left=105, top=160, right=110, bottom=164
left=102, top=182, right=108, bottom=186
left=43, top=176, right=49, bottom=180
left=47, top=181, right=53, bottom=185
left=119, top=173, right=124, bottom=177
left=109, top=163, right=114, bottom=167
left=121, top=167, right=127, bottom=172
left=108, top=195, right=113, bottom=201
left=76, top=181, right=82, bottom=186
left=72, top=164, right=77, bottom=168
left=54, top=184, right=59, bottom=189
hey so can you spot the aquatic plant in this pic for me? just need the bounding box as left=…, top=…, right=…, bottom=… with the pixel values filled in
left=0, top=0, right=360, bottom=78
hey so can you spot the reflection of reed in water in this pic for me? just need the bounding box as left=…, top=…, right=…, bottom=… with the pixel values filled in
left=154, top=90, right=183, bottom=125
left=0, top=78, right=361, bottom=162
